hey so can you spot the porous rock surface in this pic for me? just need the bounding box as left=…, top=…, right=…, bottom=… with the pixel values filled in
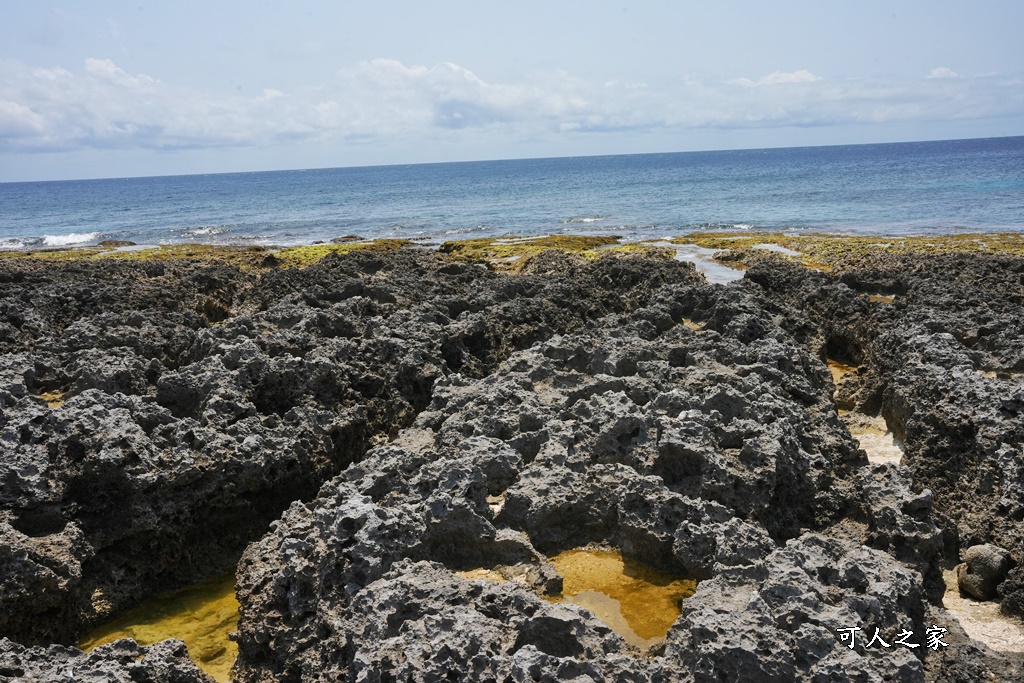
left=956, top=543, right=1014, bottom=601
left=3, top=246, right=1023, bottom=682
left=743, top=252, right=1024, bottom=620
left=0, top=249, right=696, bottom=645
left=0, top=637, right=212, bottom=683
left=231, top=279, right=969, bottom=682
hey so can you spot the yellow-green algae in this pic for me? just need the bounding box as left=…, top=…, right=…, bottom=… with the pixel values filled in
left=668, top=231, right=1024, bottom=272
left=78, top=572, right=239, bottom=682
left=438, top=235, right=674, bottom=271
left=0, top=239, right=413, bottom=269
left=456, top=549, right=696, bottom=647
left=7, top=232, right=1021, bottom=274
left=272, top=239, right=413, bottom=267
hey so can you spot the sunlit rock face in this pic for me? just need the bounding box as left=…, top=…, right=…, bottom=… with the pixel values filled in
left=5, top=245, right=1024, bottom=682
left=231, top=275, right=949, bottom=682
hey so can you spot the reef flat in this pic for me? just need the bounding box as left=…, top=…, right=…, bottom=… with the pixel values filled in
left=2, top=234, right=1023, bottom=682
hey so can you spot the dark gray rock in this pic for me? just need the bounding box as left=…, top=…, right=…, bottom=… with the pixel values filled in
left=231, top=282, right=942, bottom=682
left=666, top=533, right=926, bottom=683
left=923, top=601, right=1024, bottom=682
left=0, top=249, right=701, bottom=644
left=745, top=252, right=1024, bottom=619
left=855, top=463, right=944, bottom=602
left=0, top=637, right=212, bottom=682
left=5, top=246, right=1022, bottom=682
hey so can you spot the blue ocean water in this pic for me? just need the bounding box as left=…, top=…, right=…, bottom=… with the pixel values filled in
left=1, top=136, right=1022, bottom=250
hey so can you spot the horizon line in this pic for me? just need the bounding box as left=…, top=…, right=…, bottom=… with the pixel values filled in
left=2, top=133, right=1022, bottom=186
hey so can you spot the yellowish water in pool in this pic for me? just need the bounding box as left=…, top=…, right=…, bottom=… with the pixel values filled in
left=827, top=359, right=859, bottom=383
left=78, top=572, right=239, bottom=682
left=548, top=548, right=697, bottom=647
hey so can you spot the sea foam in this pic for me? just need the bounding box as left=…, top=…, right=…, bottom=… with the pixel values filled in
left=42, top=232, right=100, bottom=247
left=0, top=237, right=36, bottom=250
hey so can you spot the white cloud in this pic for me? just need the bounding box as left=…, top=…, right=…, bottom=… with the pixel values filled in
left=927, top=67, right=961, bottom=79
left=0, top=98, right=45, bottom=137
left=85, top=58, right=156, bottom=88
left=330, top=59, right=593, bottom=134
left=604, top=80, right=647, bottom=89
left=0, top=57, right=1020, bottom=158
left=728, top=70, right=822, bottom=87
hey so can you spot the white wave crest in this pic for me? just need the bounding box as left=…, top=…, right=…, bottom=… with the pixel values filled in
left=0, top=237, right=35, bottom=250
left=562, top=216, right=604, bottom=224
left=184, top=226, right=228, bottom=236
left=42, top=231, right=100, bottom=247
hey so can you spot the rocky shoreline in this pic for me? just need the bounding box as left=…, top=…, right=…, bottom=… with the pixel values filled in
left=2, top=235, right=1023, bottom=681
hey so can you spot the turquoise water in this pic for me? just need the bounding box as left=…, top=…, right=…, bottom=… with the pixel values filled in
left=1, top=136, right=1022, bottom=249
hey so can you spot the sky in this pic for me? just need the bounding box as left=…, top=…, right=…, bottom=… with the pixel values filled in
left=1, top=1, right=1023, bottom=182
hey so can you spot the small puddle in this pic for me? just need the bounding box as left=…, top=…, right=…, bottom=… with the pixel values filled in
left=40, top=391, right=65, bottom=408
left=548, top=549, right=697, bottom=647
left=78, top=572, right=239, bottom=682
left=827, top=359, right=859, bottom=383
left=457, top=548, right=696, bottom=647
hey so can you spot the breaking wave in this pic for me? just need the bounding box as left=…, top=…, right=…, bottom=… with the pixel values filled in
left=41, top=232, right=100, bottom=247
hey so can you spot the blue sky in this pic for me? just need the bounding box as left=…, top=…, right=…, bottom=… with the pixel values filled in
left=1, top=1, right=1022, bottom=181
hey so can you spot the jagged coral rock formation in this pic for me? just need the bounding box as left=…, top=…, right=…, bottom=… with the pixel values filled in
left=744, top=252, right=1024, bottom=620
left=2, top=244, right=1023, bottom=682
left=0, top=249, right=697, bottom=645
left=232, top=280, right=952, bottom=682
left=0, top=637, right=212, bottom=683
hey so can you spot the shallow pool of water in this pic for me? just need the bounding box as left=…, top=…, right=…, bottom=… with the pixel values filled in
left=752, top=243, right=802, bottom=257
left=78, top=572, right=239, bottom=682
left=827, top=359, right=859, bottom=383
left=641, top=242, right=747, bottom=285
left=548, top=548, right=697, bottom=647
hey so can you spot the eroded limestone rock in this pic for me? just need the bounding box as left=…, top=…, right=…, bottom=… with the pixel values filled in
left=232, top=281, right=945, bottom=682
left=0, top=637, right=212, bottom=683
left=957, top=544, right=1014, bottom=601
left=0, top=249, right=700, bottom=644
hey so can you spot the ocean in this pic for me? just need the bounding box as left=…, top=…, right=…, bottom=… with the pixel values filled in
left=1, top=136, right=1022, bottom=250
